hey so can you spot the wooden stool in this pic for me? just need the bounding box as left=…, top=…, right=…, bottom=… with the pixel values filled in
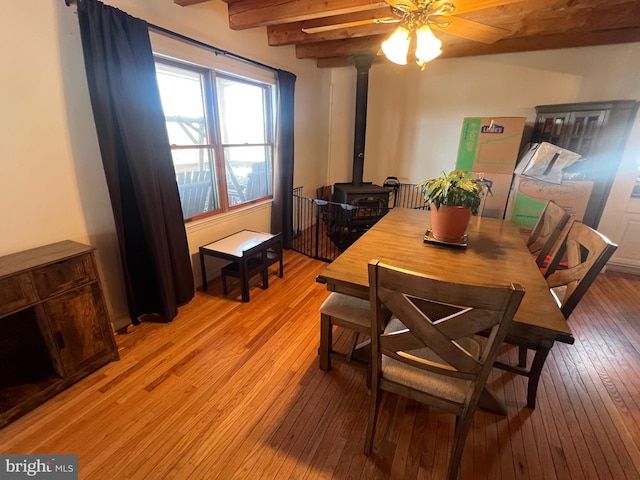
left=221, top=259, right=264, bottom=295
left=221, top=248, right=283, bottom=296
left=319, top=293, right=371, bottom=371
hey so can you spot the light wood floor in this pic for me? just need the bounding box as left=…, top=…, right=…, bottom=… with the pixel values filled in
left=1, top=251, right=639, bottom=480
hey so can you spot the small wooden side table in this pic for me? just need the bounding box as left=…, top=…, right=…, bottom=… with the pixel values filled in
left=199, top=230, right=282, bottom=302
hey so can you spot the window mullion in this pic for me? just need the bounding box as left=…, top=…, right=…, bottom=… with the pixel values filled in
left=205, top=69, right=229, bottom=212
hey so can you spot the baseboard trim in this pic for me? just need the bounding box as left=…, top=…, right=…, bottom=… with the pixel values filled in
left=606, top=263, right=640, bottom=275
left=112, top=316, right=131, bottom=334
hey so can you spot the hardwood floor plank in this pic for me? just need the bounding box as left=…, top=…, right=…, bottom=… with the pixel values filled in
left=542, top=350, right=601, bottom=480
left=572, top=301, right=640, bottom=446
left=389, top=400, right=416, bottom=479
left=432, top=413, right=453, bottom=479
left=557, top=313, right=640, bottom=478
left=552, top=344, right=616, bottom=479
left=499, top=369, right=530, bottom=478
left=414, top=404, right=438, bottom=479
left=485, top=369, right=517, bottom=480
left=289, top=363, right=365, bottom=478
left=535, top=369, right=573, bottom=479
left=0, top=256, right=639, bottom=480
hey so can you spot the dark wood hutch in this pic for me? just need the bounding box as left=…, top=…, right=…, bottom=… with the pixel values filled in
left=532, top=100, right=639, bottom=228
left=0, top=241, right=118, bottom=428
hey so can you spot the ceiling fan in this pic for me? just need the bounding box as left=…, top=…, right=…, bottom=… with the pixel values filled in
left=301, top=0, right=522, bottom=45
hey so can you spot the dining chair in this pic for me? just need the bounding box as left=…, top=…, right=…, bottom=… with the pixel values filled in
left=366, top=260, right=525, bottom=480
left=545, top=221, right=618, bottom=317
left=527, top=200, right=572, bottom=269
left=498, top=221, right=618, bottom=408
left=319, top=292, right=372, bottom=371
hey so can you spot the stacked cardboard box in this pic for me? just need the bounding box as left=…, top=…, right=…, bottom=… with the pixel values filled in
left=505, top=142, right=594, bottom=238
left=456, top=117, right=526, bottom=218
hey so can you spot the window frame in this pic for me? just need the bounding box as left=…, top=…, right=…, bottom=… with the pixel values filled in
left=155, top=55, right=276, bottom=222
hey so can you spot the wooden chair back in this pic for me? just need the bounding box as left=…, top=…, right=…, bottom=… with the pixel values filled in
left=366, top=260, right=525, bottom=479
left=527, top=200, right=572, bottom=268
left=545, top=221, right=618, bottom=318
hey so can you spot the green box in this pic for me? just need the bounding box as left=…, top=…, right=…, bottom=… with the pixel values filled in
left=506, top=176, right=594, bottom=236
left=456, top=117, right=526, bottom=175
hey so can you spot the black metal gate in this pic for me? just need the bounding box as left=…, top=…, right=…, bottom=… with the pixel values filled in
left=291, top=183, right=426, bottom=262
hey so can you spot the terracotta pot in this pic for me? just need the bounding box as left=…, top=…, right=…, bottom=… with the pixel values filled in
left=430, top=205, right=472, bottom=242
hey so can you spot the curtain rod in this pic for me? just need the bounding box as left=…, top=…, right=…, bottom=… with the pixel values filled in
left=64, top=0, right=279, bottom=74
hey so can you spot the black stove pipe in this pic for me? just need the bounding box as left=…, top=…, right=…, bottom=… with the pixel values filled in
left=352, top=55, right=372, bottom=186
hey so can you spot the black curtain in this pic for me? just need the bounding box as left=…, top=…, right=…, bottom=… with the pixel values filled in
left=77, top=0, right=194, bottom=324
left=271, top=70, right=296, bottom=249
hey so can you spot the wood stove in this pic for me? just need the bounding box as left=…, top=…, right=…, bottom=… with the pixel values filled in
left=333, top=55, right=391, bottom=210
left=333, top=182, right=391, bottom=206
left=322, top=56, right=392, bottom=250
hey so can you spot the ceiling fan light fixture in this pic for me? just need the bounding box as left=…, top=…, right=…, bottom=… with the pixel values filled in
left=415, top=24, right=442, bottom=68
left=381, top=26, right=411, bottom=65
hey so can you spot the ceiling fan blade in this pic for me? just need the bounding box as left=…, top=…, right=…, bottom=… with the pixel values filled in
left=431, top=15, right=510, bottom=43
left=441, top=0, right=524, bottom=15
left=302, top=17, right=399, bottom=34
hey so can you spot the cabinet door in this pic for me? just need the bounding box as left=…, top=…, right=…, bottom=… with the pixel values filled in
left=565, top=110, right=608, bottom=157
left=534, top=113, right=571, bottom=146
left=42, top=284, right=115, bottom=376
left=534, top=110, right=607, bottom=155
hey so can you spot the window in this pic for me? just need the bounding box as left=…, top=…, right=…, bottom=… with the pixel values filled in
left=155, top=58, right=275, bottom=221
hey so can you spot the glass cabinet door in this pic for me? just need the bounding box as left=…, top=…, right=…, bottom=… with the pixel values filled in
left=565, top=110, right=608, bottom=156
left=534, top=110, right=607, bottom=156
left=536, top=113, right=570, bottom=145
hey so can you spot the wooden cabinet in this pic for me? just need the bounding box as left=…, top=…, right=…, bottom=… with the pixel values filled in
left=533, top=100, right=639, bottom=228
left=0, top=241, right=118, bottom=428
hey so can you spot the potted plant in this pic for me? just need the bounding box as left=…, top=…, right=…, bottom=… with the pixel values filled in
left=418, top=169, right=491, bottom=242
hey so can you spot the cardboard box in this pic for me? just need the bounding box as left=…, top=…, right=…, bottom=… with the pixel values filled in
left=456, top=117, right=526, bottom=175
left=505, top=176, right=594, bottom=237
left=472, top=171, right=513, bottom=219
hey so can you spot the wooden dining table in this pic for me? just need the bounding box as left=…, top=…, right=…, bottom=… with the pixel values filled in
left=316, top=207, right=574, bottom=409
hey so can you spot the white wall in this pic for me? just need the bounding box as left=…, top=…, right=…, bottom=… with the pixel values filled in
left=0, top=0, right=330, bottom=330
left=326, top=42, right=640, bottom=249
left=328, top=43, right=640, bottom=186
left=1, top=0, right=129, bottom=326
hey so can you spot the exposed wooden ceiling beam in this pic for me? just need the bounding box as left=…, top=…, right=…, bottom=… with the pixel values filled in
left=296, top=35, right=386, bottom=59
left=228, top=0, right=389, bottom=30
left=174, top=0, right=212, bottom=6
